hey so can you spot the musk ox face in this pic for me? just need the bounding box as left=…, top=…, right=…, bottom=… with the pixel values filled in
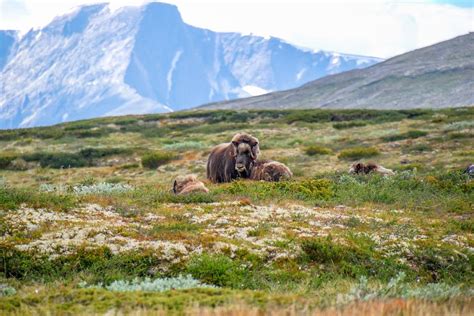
left=234, top=143, right=254, bottom=176
left=173, top=174, right=197, bottom=194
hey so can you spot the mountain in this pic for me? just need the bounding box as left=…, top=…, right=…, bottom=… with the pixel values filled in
left=0, top=30, right=18, bottom=70
left=201, top=33, right=474, bottom=110
left=0, top=2, right=381, bottom=129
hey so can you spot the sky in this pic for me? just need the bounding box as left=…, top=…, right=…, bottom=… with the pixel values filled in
left=0, top=0, right=472, bottom=58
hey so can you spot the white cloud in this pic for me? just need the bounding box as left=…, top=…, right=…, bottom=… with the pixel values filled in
left=0, top=0, right=472, bottom=58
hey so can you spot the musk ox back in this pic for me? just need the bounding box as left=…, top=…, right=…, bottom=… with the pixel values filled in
left=250, top=160, right=293, bottom=182
left=173, top=174, right=209, bottom=195
left=206, top=133, right=259, bottom=183
left=349, top=162, right=395, bottom=176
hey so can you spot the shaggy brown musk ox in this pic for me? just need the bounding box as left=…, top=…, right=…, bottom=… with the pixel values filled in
left=206, top=133, right=259, bottom=183
left=250, top=160, right=293, bottom=182
left=349, top=162, right=395, bottom=176
left=173, top=174, right=209, bottom=195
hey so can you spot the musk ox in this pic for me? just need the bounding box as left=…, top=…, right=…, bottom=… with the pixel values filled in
left=349, top=162, right=395, bottom=176
left=250, top=160, right=293, bottom=182
left=206, top=133, right=259, bottom=183
left=464, top=164, right=474, bottom=177
left=173, top=174, right=209, bottom=195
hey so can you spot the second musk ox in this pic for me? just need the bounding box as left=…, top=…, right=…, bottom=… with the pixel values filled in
left=173, top=174, right=209, bottom=195
left=349, top=162, right=395, bottom=176
left=250, top=160, right=293, bottom=182
left=206, top=133, right=260, bottom=183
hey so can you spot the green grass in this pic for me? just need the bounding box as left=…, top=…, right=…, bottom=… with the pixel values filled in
left=0, top=108, right=473, bottom=314
left=141, top=152, right=177, bottom=169
left=304, top=145, right=332, bottom=156
left=338, top=147, right=380, bottom=160
left=382, top=130, right=428, bottom=142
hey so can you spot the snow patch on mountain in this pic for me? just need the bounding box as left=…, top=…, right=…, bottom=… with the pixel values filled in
left=242, top=85, right=269, bottom=96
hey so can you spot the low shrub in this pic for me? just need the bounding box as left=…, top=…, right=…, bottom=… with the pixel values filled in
left=332, top=172, right=472, bottom=213
left=141, top=152, right=177, bottom=169
left=220, top=179, right=333, bottom=202
left=0, top=284, right=16, bottom=297
left=338, top=147, right=380, bottom=160
left=382, top=130, right=428, bottom=142
left=73, top=183, right=133, bottom=195
left=0, top=154, right=17, bottom=169
left=186, top=254, right=245, bottom=287
left=1, top=247, right=163, bottom=283
left=80, top=275, right=215, bottom=292
left=333, top=121, right=367, bottom=129
left=345, top=272, right=465, bottom=303
left=78, top=147, right=131, bottom=160
left=304, top=145, right=332, bottom=156
left=0, top=187, right=76, bottom=211
left=300, top=236, right=404, bottom=279
left=22, top=152, right=89, bottom=168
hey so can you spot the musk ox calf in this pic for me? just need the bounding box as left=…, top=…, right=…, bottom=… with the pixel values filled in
left=250, top=160, right=293, bottom=182
left=206, top=133, right=260, bottom=183
left=349, top=162, right=395, bottom=176
left=173, top=174, right=209, bottom=195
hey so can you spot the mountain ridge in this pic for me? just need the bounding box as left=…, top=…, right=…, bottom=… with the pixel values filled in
left=0, top=2, right=381, bottom=129
left=200, top=32, right=474, bottom=110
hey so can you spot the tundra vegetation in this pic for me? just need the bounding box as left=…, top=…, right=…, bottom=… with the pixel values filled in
left=0, top=108, right=473, bottom=315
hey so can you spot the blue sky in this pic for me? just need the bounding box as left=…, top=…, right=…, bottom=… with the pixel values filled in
left=0, top=0, right=472, bottom=58
left=432, top=0, right=472, bottom=8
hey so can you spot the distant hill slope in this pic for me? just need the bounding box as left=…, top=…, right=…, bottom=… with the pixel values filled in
left=0, top=2, right=381, bottom=129
left=201, top=33, right=474, bottom=110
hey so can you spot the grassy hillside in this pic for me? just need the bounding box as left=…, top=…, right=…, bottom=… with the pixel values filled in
left=0, top=108, right=473, bottom=315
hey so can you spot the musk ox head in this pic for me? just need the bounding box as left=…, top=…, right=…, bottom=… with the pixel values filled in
left=231, top=133, right=260, bottom=176
left=349, top=162, right=365, bottom=174
left=173, top=174, right=209, bottom=195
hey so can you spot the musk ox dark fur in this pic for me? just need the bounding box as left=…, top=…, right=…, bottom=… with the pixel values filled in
left=206, top=133, right=259, bottom=183
left=349, top=162, right=395, bottom=176
left=250, top=160, right=293, bottom=182
left=173, top=174, right=209, bottom=195
left=464, top=164, right=474, bottom=177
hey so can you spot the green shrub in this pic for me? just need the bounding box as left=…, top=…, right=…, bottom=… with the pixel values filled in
left=382, top=130, right=428, bottom=142
left=300, top=237, right=405, bottom=279
left=338, top=147, right=380, bottom=160
left=78, top=147, right=131, bottom=160
left=0, top=187, right=76, bottom=211
left=304, top=145, right=332, bottom=156
left=332, top=172, right=472, bottom=213
left=22, top=152, right=89, bottom=168
left=141, top=152, right=176, bottom=169
left=1, top=247, right=162, bottom=284
left=220, top=179, right=333, bottom=202
left=0, top=154, right=17, bottom=169
left=333, top=121, right=367, bottom=129
left=186, top=254, right=245, bottom=287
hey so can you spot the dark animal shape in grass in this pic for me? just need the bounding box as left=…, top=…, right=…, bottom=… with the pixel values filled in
left=206, top=133, right=259, bottom=183
left=250, top=160, right=293, bottom=182
left=173, top=174, right=209, bottom=195
left=463, top=164, right=474, bottom=177
left=349, top=162, right=395, bottom=176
